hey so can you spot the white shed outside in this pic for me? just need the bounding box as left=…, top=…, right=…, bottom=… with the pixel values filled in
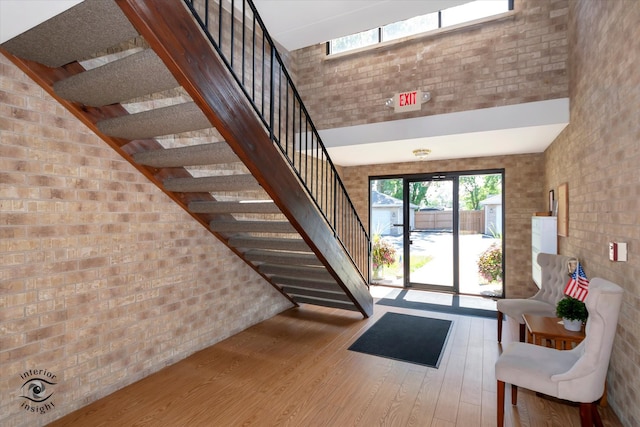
left=479, top=194, right=502, bottom=236
left=371, top=190, right=417, bottom=236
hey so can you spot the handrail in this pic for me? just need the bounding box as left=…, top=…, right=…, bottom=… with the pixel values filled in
left=183, top=0, right=370, bottom=282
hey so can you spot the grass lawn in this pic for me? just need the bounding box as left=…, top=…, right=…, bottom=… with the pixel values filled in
left=385, top=254, right=432, bottom=278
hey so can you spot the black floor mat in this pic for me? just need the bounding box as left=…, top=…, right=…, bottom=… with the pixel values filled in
left=348, top=312, right=452, bottom=368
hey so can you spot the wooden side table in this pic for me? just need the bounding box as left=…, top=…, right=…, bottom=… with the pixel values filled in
left=522, top=314, right=585, bottom=350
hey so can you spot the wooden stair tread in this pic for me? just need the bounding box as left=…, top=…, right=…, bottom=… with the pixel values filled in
left=228, top=236, right=309, bottom=252
left=260, top=264, right=333, bottom=280
left=209, top=220, right=295, bottom=234
left=292, top=296, right=360, bottom=311
left=188, top=201, right=281, bottom=214
left=164, top=174, right=260, bottom=193
left=1, top=0, right=138, bottom=68
left=283, top=288, right=353, bottom=302
left=270, top=276, right=341, bottom=291
left=54, top=49, right=179, bottom=107
left=244, top=250, right=322, bottom=266
left=97, top=102, right=211, bottom=140
left=134, top=142, right=239, bottom=168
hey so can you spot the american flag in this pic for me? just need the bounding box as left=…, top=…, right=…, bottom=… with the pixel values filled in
left=564, top=262, right=589, bottom=302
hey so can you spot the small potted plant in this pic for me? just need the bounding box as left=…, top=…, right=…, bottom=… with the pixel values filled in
left=371, top=235, right=397, bottom=280
left=556, top=296, right=588, bottom=331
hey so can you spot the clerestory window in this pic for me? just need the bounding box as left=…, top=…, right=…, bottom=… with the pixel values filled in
left=328, top=0, right=514, bottom=55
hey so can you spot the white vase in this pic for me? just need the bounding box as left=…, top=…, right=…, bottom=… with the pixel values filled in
left=372, top=266, right=383, bottom=280
left=563, top=318, right=582, bottom=331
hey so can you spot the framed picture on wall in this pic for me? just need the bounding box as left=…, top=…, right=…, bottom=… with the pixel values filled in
left=557, top=183, right=568, bottom=236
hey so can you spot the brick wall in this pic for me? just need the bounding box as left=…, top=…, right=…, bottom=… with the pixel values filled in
left=293, top=0, right=569, bottom=130
left=341, top=153, right=545, bottom=299
left=0, top=54, right=291, bottom=427
left=544, top=1, right=640, bottom=425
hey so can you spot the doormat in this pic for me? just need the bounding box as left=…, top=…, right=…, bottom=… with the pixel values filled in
left=348, top=312, right=452, bottom=368
left=376, top=291, right=497, bottom=319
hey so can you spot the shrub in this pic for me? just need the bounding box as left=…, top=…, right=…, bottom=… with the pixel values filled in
left=556, top=296, right=588, bottom=322
left=371, top=235, right=397, bottom=269
left=477, top=244, right=502, bottom=283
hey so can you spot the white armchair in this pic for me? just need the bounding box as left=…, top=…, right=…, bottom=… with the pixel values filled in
left=497, top=253, right=575, bottom=342
left=495, top=278, right=624, bottom=426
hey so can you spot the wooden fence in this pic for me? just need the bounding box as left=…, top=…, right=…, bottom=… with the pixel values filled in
left=414, top=210, right=484, bottom=234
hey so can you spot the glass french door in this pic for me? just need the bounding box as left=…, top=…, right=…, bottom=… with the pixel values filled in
left=405, top=175, right=457, bottom=292
left=370, top=170, right=504, bottom=297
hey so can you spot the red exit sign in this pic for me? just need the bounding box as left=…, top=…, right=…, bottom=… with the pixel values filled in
left=394, top=90, right=422, bottom=113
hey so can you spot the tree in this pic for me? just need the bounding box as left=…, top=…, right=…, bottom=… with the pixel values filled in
left=408, top=181, right=431, bottom=208
left=373, top=179, right=433, bottom=208
left=375, top=175, right=502, bottom=211
left=459, top=174, right=502, bottom=210
left=374, top=178, right=403, bottom=200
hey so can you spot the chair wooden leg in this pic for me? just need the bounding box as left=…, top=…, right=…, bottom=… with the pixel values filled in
left=511, top=384, right=518, bottom=405
left=519, top=323, right=526, bottom=342
left=497, top=380, right=505, bottom=427
left=497, top=311, right=503, bottom=342
left=592, top=402, right=603, bottom=427
left=578, top=402, right=603, bottom=427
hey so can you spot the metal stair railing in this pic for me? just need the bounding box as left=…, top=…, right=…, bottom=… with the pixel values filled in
left=183, top=0, right=370, bottom=282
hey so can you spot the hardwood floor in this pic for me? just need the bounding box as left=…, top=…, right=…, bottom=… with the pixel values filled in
left=50, top=289, right=623, bottom=426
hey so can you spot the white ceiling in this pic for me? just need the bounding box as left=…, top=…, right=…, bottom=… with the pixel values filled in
left=1, top=1, right=569, bottom=167
left=0, top=1, right=83, bottom=43
left=319, top=99, right=570, bottom=166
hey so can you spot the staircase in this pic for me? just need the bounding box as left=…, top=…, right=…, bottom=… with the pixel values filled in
left=1, top=0, right=373, bottom=317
